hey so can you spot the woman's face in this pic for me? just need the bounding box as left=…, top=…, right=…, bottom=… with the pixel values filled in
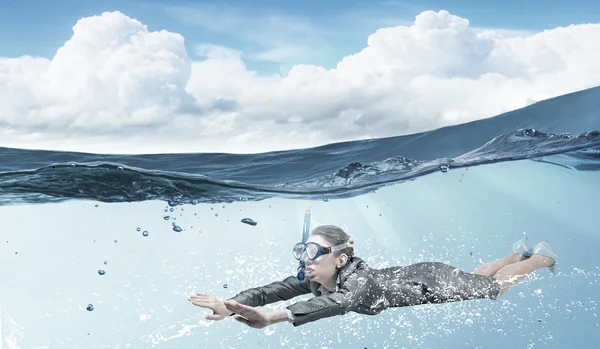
left=303, top=234, right=341, bottom=284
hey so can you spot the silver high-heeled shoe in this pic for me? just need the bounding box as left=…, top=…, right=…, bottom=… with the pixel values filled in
left=512, top=237, right=533, bottom=257
left=532, top=241, right=558, bottom=274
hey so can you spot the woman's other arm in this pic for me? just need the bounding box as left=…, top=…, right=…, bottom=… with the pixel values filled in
left=227, top=275, right=312, bottom=307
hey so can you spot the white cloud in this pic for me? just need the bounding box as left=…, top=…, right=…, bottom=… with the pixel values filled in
left=248, top=44, right=314, bottom=64
left=195, top=44, right=242, bottom=60
left=1, top=11, right=197, bottom=135
left=472, top=26, right=536, bottom=38
left=1, top=10, right=600, bottom=154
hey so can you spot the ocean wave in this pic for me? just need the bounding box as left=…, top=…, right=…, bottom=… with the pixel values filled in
left=0, top=129, right=598, bottom=206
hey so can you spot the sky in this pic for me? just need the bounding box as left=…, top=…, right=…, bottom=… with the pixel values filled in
left=1, top=0, right=600, bottom=154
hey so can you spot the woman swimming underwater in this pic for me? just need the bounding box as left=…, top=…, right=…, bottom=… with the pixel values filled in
left=188, top=225, right=557, bottom=328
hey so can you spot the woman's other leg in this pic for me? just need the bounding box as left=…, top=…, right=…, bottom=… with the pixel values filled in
left=472, top=253, right=528, bottom=278
left=492, top=254, right=555, bottom=298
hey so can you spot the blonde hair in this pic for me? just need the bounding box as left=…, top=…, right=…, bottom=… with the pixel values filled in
left=310, top=225, right=355, bottom=257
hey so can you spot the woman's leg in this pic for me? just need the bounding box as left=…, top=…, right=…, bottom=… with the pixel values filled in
left=472, top=253, right=528, bottom=278
left=493, top=254, right=555, bottom=298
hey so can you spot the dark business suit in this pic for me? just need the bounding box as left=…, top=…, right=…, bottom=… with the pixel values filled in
left=228, top=257, right=500, bottom=326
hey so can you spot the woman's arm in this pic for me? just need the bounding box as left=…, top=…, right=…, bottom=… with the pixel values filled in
left=267, top=310, right=291, bottom=325
left=223, top=272, right=372, bottom=329
left=227, top=275, right=312, bottom=308
left=222, top=301, right=294, bottom=328
left=192, top=276, right=311, bottom=326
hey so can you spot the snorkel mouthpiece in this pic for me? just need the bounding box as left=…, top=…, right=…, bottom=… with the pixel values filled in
left=297, top=264, right=306, bottom=281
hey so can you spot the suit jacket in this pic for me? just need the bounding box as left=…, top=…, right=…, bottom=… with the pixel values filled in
left=227, top=257, right=432, bottom=326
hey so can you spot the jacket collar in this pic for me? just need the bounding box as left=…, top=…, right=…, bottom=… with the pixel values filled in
left=317, top=256, right=365, bottom=293
left=338, top=256, right=364, bottom=281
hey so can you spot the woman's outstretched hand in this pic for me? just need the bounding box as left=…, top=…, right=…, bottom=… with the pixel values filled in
left=223, top=300, right=271, bottom=329
left=188, top=293, right=233, bottom=320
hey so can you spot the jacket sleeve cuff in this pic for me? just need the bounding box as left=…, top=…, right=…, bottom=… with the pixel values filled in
left=285, top=308, right=295, bottom=322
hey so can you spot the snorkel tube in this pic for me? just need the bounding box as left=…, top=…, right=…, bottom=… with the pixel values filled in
left=297, top=204, right=311, bottom=280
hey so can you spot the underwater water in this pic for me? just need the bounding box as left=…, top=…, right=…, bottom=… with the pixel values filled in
left=1, top=86, right=600, bottom=348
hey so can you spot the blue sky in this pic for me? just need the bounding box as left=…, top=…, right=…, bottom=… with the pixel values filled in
left=2, top=0, right=600, bottom=154
left=3, top=0, right=600, bottom=74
